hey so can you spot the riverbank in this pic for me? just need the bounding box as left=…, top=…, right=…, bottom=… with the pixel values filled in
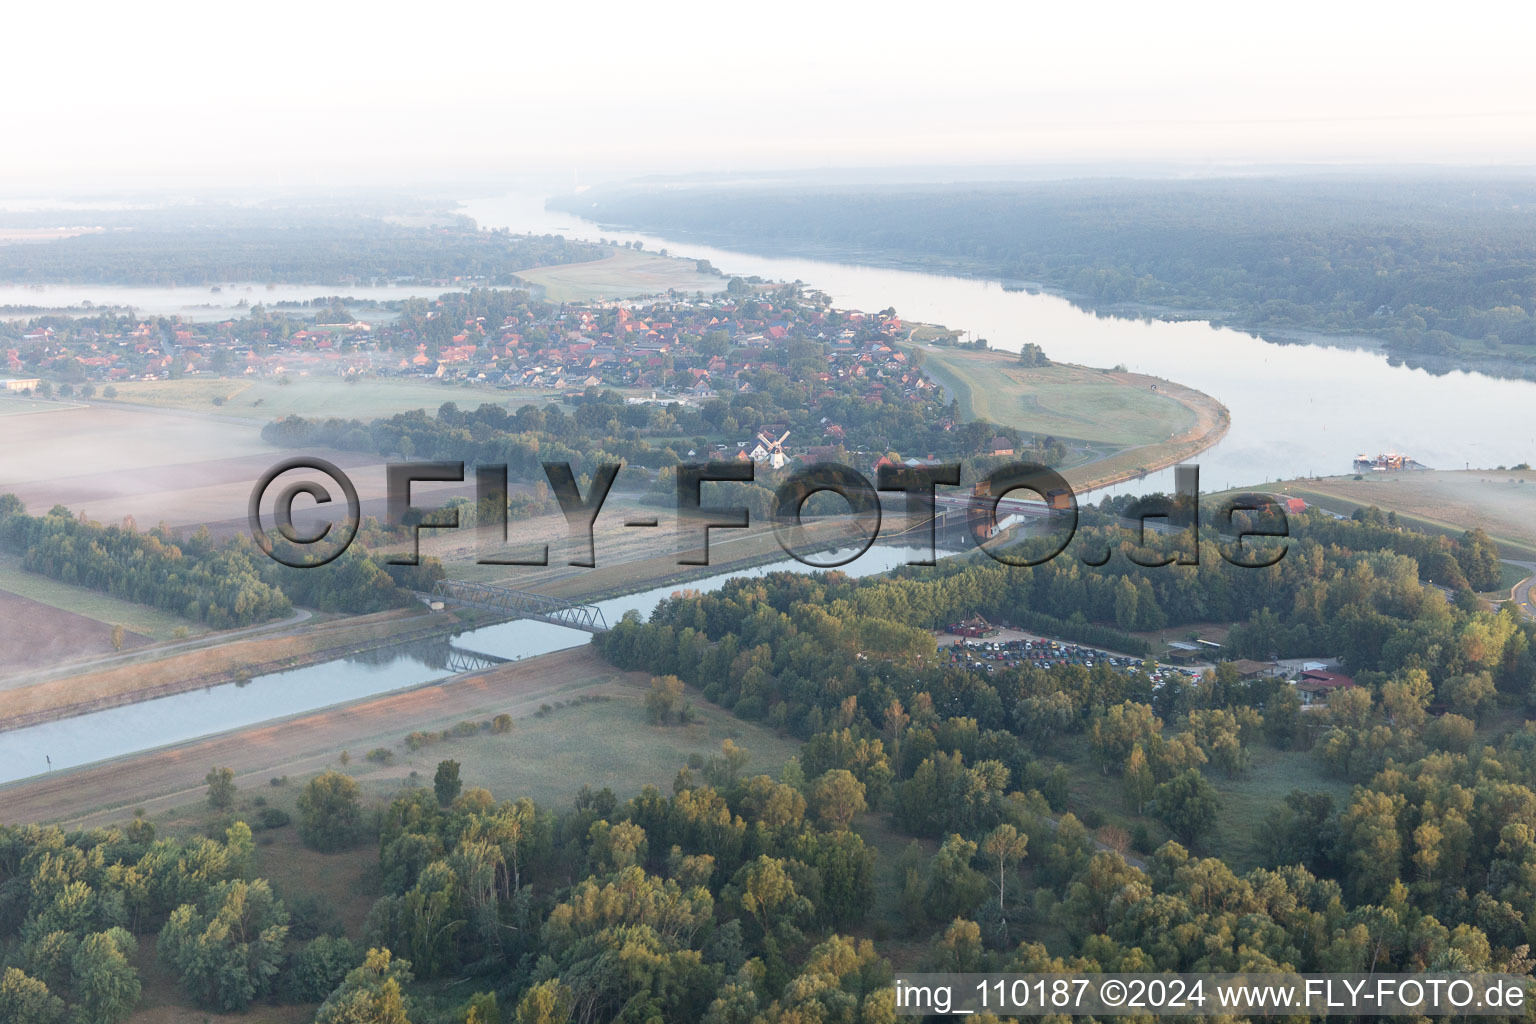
left=914, top=343, right=1230, bottom=493
left=0, top=514, right=895, bottom=738
left=0, top=646, right=809, bottom=830
left=0, top=647, right=621, bottom=825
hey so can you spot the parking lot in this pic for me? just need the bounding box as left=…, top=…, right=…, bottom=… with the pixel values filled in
left=939, top=628, right=1210, bottom=687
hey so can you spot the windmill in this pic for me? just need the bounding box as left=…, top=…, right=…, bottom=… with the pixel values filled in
left=756, top=430, right=791, bottom=469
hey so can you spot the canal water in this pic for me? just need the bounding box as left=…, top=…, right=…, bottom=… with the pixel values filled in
left=0, top=545, right=934, bottom=784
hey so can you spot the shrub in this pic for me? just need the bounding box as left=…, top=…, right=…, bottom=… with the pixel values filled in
left=366, top=747, right=394, bottom=764
left=257, top=807, right=291, bottom=830
left=282, top=935, right=361, bottom=1002
left=646, top=675, right=687, bottom=725
left=1131, top=823, right=1154, bottom=853
left=206, top=766, right=236, bottom=810
left=288, top=893, right=345, bottom=941
left=491, top=713, right=514, bottom=733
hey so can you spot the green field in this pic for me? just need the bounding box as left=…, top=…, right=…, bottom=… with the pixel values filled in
left=1052, top=733, right=1352, bottom=872
left=102, top=376, right=570, bottom=421
left=404, top=690, right=802, bottom=808
left=920, top=346, right=1197, bottom=446
left=0, top=555, right=207, bottom=642
left=514, top=248, right=728, bottom=301
left=145, top=682, right=801, bottom=831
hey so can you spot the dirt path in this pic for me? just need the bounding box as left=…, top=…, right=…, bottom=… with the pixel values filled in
left=0, top=646, right=622, bottom=828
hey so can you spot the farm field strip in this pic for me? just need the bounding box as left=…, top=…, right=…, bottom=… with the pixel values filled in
left=513, top=248, right=729, bottom=301
left=0, top=555, right=207, bottom=642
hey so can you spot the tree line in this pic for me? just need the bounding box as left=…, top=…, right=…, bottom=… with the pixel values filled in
left=0, top=222, right=603, bottom=287
left=0, top=495, right=441, bottom=626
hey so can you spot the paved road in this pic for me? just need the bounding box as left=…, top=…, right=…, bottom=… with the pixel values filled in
left=1507, top=560, right=1536, bottom=620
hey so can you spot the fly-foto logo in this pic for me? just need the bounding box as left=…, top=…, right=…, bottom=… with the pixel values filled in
left=247, top=459, right=1288, bottom=570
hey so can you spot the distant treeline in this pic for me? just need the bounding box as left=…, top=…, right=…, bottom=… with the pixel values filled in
left=261, top=396, right=691, bottom=479
left=0, top=223, right=603, bottom=286
left=557, top=177, right=1536, bottom=376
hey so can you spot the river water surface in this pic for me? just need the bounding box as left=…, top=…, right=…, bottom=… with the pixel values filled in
left=462, top=191, right=1536, bottom=495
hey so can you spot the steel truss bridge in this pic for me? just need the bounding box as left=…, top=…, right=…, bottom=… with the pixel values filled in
left=443, top=647, right=509, bottom=674
left=429, top=580, right=610, bottom=633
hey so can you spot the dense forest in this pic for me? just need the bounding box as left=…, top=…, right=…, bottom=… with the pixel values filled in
left=579, top=513, right=1536, bottom=1004
left=554, top=177, right=1536, bottom=377
left=595, top=511, right=1528, bottom=737
left=0, top=762, right=893, bottom=1023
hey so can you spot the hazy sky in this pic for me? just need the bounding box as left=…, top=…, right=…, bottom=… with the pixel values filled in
left=7, top=0, right=1536, bottom=192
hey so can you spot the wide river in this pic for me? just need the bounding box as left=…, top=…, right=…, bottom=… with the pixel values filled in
left=464, top=190, right=1536, bottom=495
left=4, top=189, right=1533, bottom=787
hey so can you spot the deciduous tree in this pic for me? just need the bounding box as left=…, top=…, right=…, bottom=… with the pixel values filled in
left=298, top=770, right=364, bottom=852
left=434, top=760, right=462, bottom=807
left=206, top=766, right=236, bottom=809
